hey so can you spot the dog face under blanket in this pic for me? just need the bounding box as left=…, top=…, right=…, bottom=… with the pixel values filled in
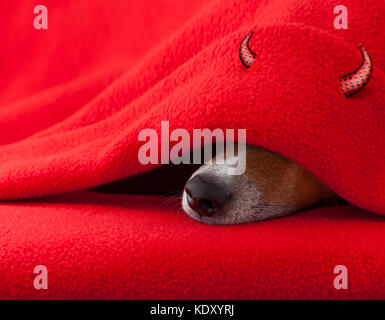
left=182, top=145, right=342, bottom=225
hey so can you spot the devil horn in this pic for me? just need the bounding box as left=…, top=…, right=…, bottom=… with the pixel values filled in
left=339, top=44, right=373, bottom=97
left=239, top=31, right=256, bottom=68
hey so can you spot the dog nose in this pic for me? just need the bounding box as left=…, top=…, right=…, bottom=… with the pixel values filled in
left=184, top=175, right=231, bottom=217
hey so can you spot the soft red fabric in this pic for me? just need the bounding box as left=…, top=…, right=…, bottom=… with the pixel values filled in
left=0, top=0, right=384, bottom=299
left=1, top=192, right=385, bottom=300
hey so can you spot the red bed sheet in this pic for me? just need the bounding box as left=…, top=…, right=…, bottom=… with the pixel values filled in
left=1, top=192, right=385, bottom=300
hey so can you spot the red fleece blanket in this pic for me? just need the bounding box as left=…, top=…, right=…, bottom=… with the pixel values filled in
left=0, top=0, right=384, bottom=299
left=2, top=192, right=385, bottom=300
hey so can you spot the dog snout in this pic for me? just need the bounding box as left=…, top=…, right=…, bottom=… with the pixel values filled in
left=184, top=175, right=231, bottom=217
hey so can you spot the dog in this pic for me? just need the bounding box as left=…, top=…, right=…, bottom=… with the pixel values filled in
left=95, top=143, right=342, bottom=225
left=182, top=144, right=342, bottom=225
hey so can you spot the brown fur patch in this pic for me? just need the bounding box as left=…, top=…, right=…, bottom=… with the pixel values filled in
left=218, top=144, right=340, bottom=211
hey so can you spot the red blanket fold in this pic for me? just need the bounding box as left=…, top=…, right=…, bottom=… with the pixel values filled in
left=1, top=0, right=385, bottom=300
left=1, top=0, right=385, bottom=215
left=1, top=0, right=384, bottom=215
